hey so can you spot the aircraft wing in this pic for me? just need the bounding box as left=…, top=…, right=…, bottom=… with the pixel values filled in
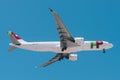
left=50, top=9, right=78, bottom=51
left=40, top=53, right=63, bottom=68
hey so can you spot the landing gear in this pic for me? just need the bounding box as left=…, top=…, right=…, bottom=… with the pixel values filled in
left=103, top=48, right=106, bottom=53
left=58, top=53, right=69, bottom=61
left=61, top=47, right=67, bottom=51
left=61, top=48, right=64, bottom=51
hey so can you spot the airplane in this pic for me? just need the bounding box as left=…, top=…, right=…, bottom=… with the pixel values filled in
left=8, top=8, right=113, bottom=68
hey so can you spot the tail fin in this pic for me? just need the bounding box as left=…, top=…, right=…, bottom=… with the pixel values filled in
left=8, top=31, right=27, bottom=52
left=8, top=31, right=27, bottom=44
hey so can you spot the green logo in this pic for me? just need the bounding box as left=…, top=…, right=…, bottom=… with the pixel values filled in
left=91, top=41, right=103, bottom=48
left=91, top=41, right=96, bottom=48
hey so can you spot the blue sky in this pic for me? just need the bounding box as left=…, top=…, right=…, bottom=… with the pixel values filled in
left=0, top=0, right=120, bottom=80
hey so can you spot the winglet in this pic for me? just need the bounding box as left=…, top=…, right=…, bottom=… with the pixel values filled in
left=49, top=8, right=53, bottom=12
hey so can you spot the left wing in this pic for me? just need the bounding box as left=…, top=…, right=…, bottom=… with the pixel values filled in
left=39, top=53, right=70, bottom=68
left=50, top=9, right=78, bottom=51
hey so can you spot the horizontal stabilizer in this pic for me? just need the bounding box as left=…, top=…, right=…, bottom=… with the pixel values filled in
left=8, top=46, right=17, bottom=52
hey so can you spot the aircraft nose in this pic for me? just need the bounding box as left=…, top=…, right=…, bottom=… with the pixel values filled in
left=109, top=43, right=113, bottom=48
left=103, top=41, right=113, bottom=49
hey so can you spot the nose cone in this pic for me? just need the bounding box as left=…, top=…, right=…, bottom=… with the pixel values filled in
left=103, top=41, right=113, bottom=49
left=109, top=43, right=113, bottom=48
left=106, top=43, right=113, bottom=49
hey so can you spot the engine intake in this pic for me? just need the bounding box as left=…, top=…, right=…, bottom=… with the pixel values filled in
left=69, top=54, right=78, bottom=61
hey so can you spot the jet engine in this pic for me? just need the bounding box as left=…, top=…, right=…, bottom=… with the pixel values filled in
left=68, top=54, right=78, bottom=61
left=75, top=37, right=84, bottom=45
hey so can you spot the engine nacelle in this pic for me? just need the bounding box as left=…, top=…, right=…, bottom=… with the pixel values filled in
left=75, top=37, right=84, bottom=45
left=69, top=54, right=78, bottom=61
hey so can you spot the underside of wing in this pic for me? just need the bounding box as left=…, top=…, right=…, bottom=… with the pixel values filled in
left=50, top=9, right=78, bottom=51
left=40, top=53, right=63, bottom=68
left=39, top=53, right=70, bottom=68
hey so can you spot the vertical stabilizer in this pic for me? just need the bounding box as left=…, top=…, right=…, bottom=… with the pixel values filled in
left=8, top=31, right=27, bottom=52
left=8, top=31, right=26, bottom=45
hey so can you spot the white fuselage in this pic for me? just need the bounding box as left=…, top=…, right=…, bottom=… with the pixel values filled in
left=10, top=41, right=113, bottom=53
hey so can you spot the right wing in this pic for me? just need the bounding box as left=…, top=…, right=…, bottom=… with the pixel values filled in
left=39, top=53, right=70, bottom=68
left=50, top=9, right=78, bottom=51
